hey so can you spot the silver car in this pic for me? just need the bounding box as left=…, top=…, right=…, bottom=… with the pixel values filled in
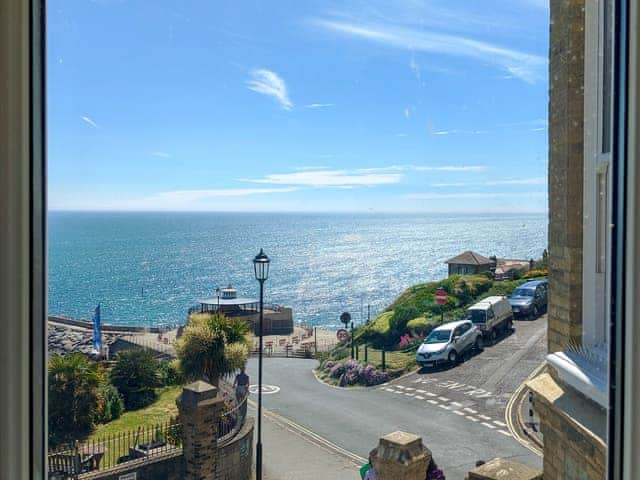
left=415, top=320, right=483, bottom=368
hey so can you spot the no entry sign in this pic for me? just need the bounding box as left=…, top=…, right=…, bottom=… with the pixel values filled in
left=435, top=288, right=448, bottom=305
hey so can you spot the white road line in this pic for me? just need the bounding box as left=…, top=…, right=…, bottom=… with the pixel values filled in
left=438, top=404, right=453, bottom=410
left=466, top=416, right=479, bottom=422
left=463, top=408, right=478, bottom=414
left=415, top=395, right=424, bottom=400
left=394, top=390, right=404, bottom=394
left=425, top=392, right=437, bottom=397
left=416, top=389, right=426, bottom=393
left=493, top=420, right=507, bottom=427
left=450, top=401, right=463, bottom=407
left=396, top=385, right=405, bottom=389
left=453, top=410, right=465, bottom=416
left=498, top=430, right=512, bottom=437
left=384, top=388, right=395, bottom=392
left=481, top=422, right=497, bottom=429
left=404, top=387, right=415, bottom=391
left=479, top=414, right=491, bottom=421
left=405, top=393, right=415, bottom=397
left=427, top=399, right=439, bottom=405
left=438, top=396, right=450, bottom=402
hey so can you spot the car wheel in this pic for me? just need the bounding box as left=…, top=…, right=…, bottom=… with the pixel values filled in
left=474, top=336, right=484, bottom=351
left=448, top=350, right=458, bottom=364
left=507, top=319, right=513, bottom=331
left=533, top=305, right=540, bottom=319
left=489, top=328, right=498, bottom=343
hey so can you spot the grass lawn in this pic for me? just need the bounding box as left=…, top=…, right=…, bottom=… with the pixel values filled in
left=354, top=344, right=416, bottom=371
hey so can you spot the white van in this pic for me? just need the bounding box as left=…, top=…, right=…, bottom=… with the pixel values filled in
left=464, top=296, right=513, bottom=342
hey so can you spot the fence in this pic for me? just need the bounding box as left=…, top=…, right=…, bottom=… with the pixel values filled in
left=218, top=393, right=248, bottom=441
left=48, top=419, right=182, bottom=478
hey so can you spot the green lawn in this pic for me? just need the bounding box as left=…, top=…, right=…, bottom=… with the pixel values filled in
left=354, top=344, right=416, bottom=371
left=83, top=386, right=182, bottom=468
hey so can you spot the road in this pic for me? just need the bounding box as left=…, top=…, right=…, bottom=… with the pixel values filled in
left=246, top=316, right=547, bottom=479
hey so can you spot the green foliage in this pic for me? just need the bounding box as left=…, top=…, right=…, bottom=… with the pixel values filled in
left=157, top=359, right=183, bottom=386
left=522, top=268, right=549, bottom=279
left=176, top=313, right=251, bottom=385
left=110, top=348, right=159, bottom=410
left=96, top=383, right=125, bottom=424
left=48, top=354, right=104, bottom=446
left=389, top=304, right=421, bottom=341
left=484, top=279, right=521, bottom=298
left=359, top=311, right=392, bottom=348
left=406, top=316, right=436, bottom=335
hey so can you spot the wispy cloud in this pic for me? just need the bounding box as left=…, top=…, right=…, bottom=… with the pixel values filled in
left=305, top=103, right=333, bottom=109
left=431, top=177, right=546, bottom=187
left=314, top=19, right=546, bottom=83
left=247, top=69, right=293, bottom=110
left=413, top=165, right=486, bottom=172
left=81, top=115, right=99, bottom=128
left=154, top=187, right=298, bottom=202
left=405, top=192, right=547, bottom=200
left=242, top=169, right=402, bottom=187
left=151, top=151, right=172, bottom=158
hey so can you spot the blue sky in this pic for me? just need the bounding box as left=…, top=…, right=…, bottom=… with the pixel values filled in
left=48, top=0, right=549, bottom=213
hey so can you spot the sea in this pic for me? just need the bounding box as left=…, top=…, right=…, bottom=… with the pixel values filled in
left=48, top=211, right=547, bottom=329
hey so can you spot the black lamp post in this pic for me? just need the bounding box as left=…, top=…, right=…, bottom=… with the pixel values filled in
left=253, top=248, right=270, bottom=480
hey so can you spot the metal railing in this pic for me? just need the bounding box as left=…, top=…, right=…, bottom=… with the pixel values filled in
left=218, top=393, right=249, bottom=441
left=48, top=419, right=182, bottom=478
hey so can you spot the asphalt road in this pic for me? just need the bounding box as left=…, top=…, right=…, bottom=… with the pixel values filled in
left=247, top=316, right=547, bottom=479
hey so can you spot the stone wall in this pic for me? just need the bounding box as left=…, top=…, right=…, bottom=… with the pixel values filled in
left=547, top=0, right=586, bottom=354
left=80, top=451, right=185, bottom=480
left=215, top=417, right=254, bottom=480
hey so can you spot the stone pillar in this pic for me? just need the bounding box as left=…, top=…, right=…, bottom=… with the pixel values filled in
left=466, top=458, right=542, bottom=480
left=370, top=431, right=431, bottom=480
left=178, top=380, right=224, bottom=480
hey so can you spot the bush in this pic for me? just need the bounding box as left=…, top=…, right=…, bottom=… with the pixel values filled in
left=110, top=348, right=159, bottom=410
left=323, top=359, right=390, bottom=386
left=522, top=268, right=548, bottom=279
left=157, top=360, right=183, bottom=386
left=389, top=304, right=421, bottom=342
left=406, top=317, right=434, bottom=335
left=96, top=384, right=125, bottom=424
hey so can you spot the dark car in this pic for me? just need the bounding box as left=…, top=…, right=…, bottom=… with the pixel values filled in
left=508, top=279, right=548, bottom=319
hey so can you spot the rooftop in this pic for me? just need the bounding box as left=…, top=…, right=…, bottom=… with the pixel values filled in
left=444, top=250, right=493, bottom=266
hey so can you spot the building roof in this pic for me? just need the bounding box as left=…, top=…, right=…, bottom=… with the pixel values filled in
left=198, top=297, right=258, bottom=306
left=444, top=250, right=493, bottom=266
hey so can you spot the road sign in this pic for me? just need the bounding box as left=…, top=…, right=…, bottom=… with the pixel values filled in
left=336, top=329, right=349, bottom=341
left=340, top=312, right=351, bottom=328
left=435, top=288, right=448, bottom=305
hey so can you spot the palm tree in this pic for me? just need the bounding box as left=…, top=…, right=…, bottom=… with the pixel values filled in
left=176, top=313, right=251, bottom=386
left=48, top=354, right=104, bottom=446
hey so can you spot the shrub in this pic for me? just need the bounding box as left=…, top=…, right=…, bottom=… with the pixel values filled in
left=406, top=317, right=433, bottom=335
left=110, top=348, right=159, bottom=410
left=157, top=359, right=183, bottom=386
left=96, top=384, right=124, bottom=424
left=522, top=268, right=548, bottom=279
left=323, top=360, right=390, bottom=386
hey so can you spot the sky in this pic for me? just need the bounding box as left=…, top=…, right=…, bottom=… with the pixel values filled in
left=48, top=0, right=550, bottom=213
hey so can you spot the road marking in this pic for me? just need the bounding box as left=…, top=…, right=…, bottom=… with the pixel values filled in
left=405, top=393, right=415, bottom=397
left=478, top=414, right=491, bottom=421
left=425, top=392, right=437, bottom=397
left=498, top=430, right=512, bottom=437
left=438, top=404, right=453, bottom=410
left=404, top=387, right=415, bottom=391
left=396, top=385, right=405, bottom=389
left=415, top=395, right=424, bottom=400
left=249, top=384, right=280, bottom=395
left=438, top=396, right=450, bottom=402
left=493, top=420, right=508, bottom=427
left=463, top=407, right=478, bottom=414
left=453, top=410, right=465, bottom=416
left=416, top=389, right=426, bottom=393
left=427, top=399, right=439, bottom=405
left=481, top=422, right=497, bottom=429
left=450, top=401, right=462, bottom=407
left=466, top=416, right=479, bottom=422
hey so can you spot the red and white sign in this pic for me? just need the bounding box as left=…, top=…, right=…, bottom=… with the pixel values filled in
left=336, top=329, right=350, bottom=341
left=435, top=288, right=448, bottom=305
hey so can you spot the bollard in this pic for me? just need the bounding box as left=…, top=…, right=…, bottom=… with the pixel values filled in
left=382, top=349, right=386, bottom=371
left=355, top=342, right=359, bottom=360
left=364, top=344, right=368, bottom=363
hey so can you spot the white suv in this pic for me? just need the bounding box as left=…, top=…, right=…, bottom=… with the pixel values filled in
left=415, top=320, right=483, bottom=368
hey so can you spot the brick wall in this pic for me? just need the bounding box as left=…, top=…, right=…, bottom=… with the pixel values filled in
left=547, top=0, right=585, bottom=353
left=215, top=417, right=254, bottom=480
left=80, top=451, right=185, bottom=480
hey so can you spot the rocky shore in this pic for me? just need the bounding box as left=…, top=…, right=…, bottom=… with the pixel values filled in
left=48, top=323, right=120, bottom=357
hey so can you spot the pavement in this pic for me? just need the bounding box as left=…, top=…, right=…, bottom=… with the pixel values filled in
left=246, top=315, right=547, bottom=479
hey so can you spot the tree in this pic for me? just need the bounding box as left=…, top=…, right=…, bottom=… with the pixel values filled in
left=110, top=348, right=159, bottom=410
left=48, top=354, right=104, bottom=446
left=176, top=313, right=251, bottom=385
left=389, top=304, right=421, bottom=344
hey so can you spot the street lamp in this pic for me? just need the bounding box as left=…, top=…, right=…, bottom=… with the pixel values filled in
left=253, top=248, right=270, bottom=480
left=216, top=287, right=221, bottom=313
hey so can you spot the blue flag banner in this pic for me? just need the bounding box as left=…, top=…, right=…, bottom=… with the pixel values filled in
left=92, top=304, right=102, bottom=353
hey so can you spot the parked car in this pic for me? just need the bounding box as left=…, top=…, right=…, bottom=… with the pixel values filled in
left=415, top=320, right=483, bottom=368
left=464, top=296, right=514, bottom=342
left=508, top=279, right=548, bottom=319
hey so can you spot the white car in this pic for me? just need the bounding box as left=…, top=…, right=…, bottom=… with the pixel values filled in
left=415, top=320, right=483, bottom=368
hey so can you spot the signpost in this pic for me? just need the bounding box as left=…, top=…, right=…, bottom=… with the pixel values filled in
left=435, top=288, right=447, bottom=322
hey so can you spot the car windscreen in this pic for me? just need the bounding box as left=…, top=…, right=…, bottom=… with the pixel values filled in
left=465, top=310, right=487, bottom=323
left=424, top=329, right=452, bottom=344
left=511, top=288, right=534, bottom=297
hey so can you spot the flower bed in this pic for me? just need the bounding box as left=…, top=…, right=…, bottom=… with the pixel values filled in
left=318, top=359, right=394, bottom=387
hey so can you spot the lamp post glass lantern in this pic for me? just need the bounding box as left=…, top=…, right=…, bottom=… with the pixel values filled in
left=253, top=248, right=270, bottom=480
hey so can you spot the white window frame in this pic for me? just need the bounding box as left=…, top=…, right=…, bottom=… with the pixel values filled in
left=548, top=0, right=614, bottom=408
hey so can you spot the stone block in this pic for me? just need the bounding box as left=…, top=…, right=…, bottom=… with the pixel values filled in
left=371, top=431, right=431, bottom=480
left=466, top=458, right=542, bottom=480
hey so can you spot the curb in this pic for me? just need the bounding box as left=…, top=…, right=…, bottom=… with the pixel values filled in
left=504, top=361, right=546, bottom=457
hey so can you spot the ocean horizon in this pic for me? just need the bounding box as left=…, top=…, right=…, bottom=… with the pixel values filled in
left=48, top=211, right=548, bottom=329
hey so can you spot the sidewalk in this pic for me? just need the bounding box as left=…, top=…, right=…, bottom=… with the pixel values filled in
left=250, top=405, right=363, bottom=480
